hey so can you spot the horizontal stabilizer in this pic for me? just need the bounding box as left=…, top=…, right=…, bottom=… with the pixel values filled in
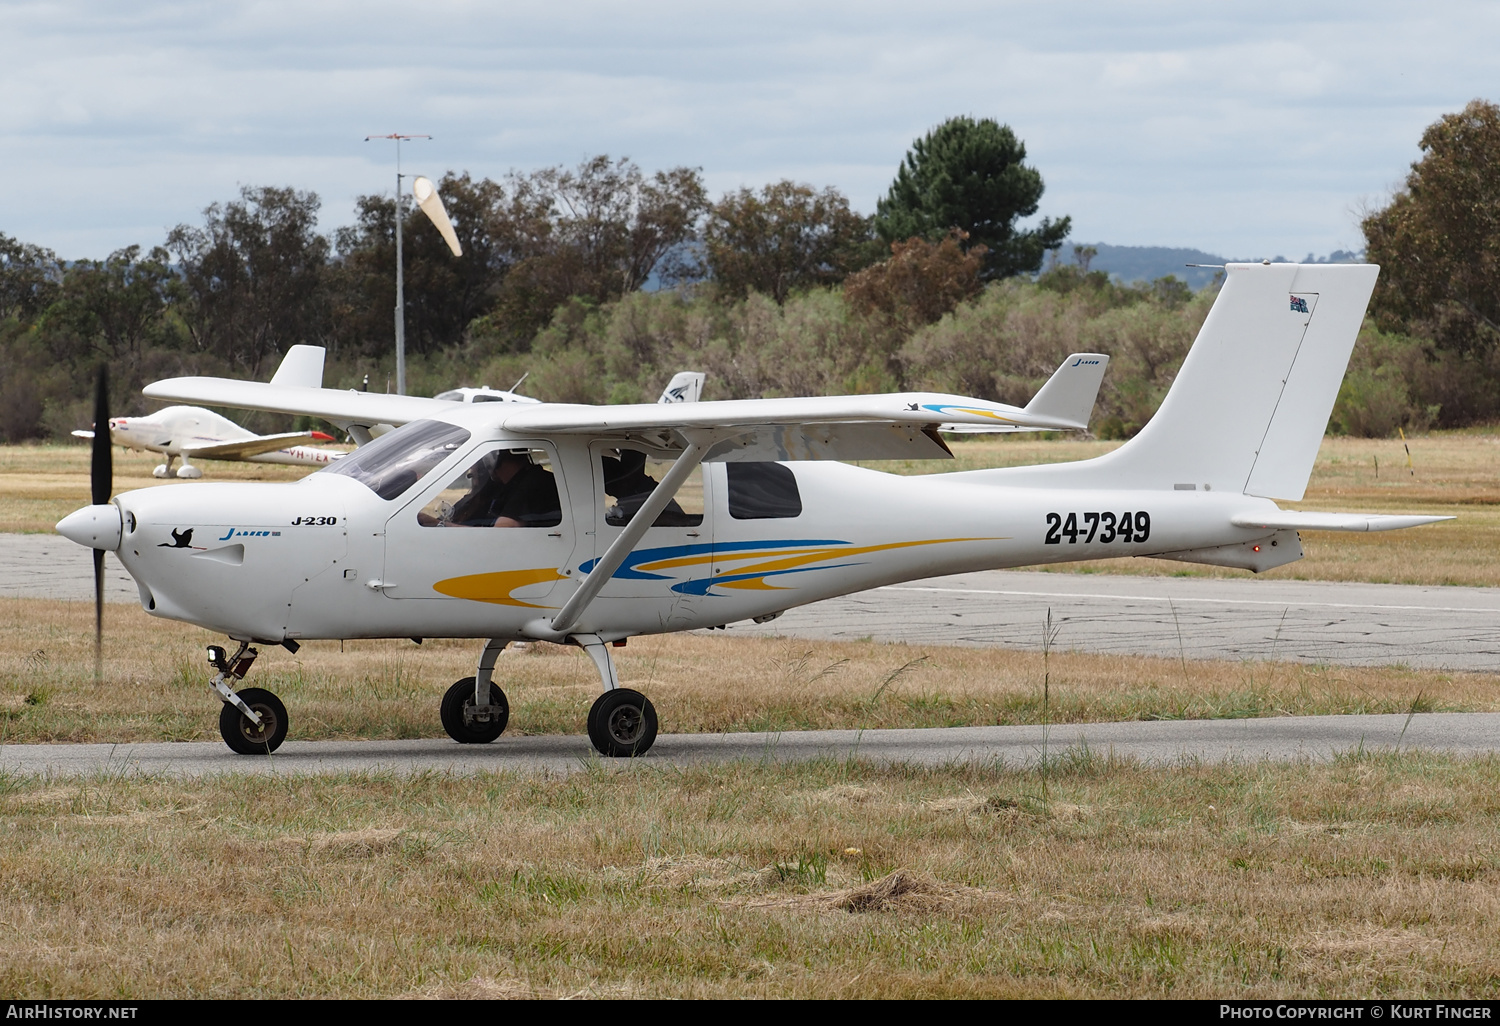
left=182, top=431, right=341, bottom=461
left=1229, top=511, right=1453, bottom=533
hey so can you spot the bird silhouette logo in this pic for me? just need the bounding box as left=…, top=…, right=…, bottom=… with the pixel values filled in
left=159, top=528, right=197, bottom=549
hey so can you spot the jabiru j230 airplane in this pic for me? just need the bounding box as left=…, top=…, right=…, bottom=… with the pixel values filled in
left=57, top=262, right=1449, bottom=758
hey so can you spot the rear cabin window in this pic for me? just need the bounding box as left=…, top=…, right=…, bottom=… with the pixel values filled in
left=320, top=420, right=470, bottom=500
left=599, top=448, right=703, bottom=528
left=726, top=462, right=802, bottom=519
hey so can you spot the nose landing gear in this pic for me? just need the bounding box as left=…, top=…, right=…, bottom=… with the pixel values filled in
left=208, top=641, right=289, bottom=754
left=220, top=688, right=288, bottom=754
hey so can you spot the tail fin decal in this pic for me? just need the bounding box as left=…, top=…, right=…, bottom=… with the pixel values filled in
left=658, top=371, right=705, bottom=404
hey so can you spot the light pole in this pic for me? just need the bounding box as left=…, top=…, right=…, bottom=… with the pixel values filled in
left=364, top=133, right=430, bottom=395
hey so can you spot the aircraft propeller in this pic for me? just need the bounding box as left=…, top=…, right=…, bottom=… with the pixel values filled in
left=90, top=365, right=110, bottom=681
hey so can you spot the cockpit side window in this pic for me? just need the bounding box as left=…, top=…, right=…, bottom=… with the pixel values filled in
left=417, top=445, right=563, bottom=528
left=726, top=462, right=802, bottom=519
left=598, top=447, right=703, bottom=528
left=320, top=420, right=471, bottom=500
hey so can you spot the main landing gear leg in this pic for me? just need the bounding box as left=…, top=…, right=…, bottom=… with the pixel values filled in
left=574, top=634, right=657, bottom=758
left=440, top=638, right=510, bottom=744
left=209, top=641, right=288, bottom=755
left=152, top=455, right=176, bottom=479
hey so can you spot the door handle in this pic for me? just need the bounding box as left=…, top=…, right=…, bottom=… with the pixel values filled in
left=365, top=579, right=396, bottom=591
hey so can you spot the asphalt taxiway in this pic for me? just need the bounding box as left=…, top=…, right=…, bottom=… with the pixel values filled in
left=3, top=712, right=1497, bottom=777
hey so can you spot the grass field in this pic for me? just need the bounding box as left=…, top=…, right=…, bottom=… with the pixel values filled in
left=6, top=430, right=1498, bottom=585
left=3, top=754, right=1498, bottom=998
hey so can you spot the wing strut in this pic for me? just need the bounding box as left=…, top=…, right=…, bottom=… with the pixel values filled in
left=550, top=436, right=712, bottom=635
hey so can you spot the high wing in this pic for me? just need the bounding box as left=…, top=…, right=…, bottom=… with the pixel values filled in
left=501, top=390, right=1092, bottom=463
left=144, top=347, right=711, bottom=445
left=180, top=431, right=339, bottom=461
left=940, top=353, right=1109, bottom=434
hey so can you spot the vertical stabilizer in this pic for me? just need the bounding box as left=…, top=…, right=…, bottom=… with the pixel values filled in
left=1028, top=262, right=1378, bottom=497
left=658, top=371, right=705, bottom=404
left=1024, top=353, right=1110, bottom=429
left=269, top=345, right=326, bottom=389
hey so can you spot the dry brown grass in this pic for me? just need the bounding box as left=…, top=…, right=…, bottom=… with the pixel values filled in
left=8, top=432, right=1499, bottom=585
left=1, top=598, right=1494, bottom=744
left=0, top=443, right=314, bottom=533
left=2, top=754, right=1498, bottom=998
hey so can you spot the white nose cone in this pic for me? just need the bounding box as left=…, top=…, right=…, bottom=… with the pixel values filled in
left=56, top=504, right=122, bottom=551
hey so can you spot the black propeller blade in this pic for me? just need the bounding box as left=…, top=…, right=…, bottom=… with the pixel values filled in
left=91, top=364, right=111, bottom=682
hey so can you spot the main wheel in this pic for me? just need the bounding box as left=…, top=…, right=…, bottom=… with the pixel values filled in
left=587, top=688, right=658, bottom=757
left=218, top=687, right=289, bottom=755
left=440, top=677, right=509, bottom=744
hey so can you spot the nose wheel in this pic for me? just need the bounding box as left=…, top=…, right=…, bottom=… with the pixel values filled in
left=218, top=687, right=288, bottom=754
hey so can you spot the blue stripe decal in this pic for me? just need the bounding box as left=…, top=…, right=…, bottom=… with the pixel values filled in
left=671, top=561, right=866, bottom=596
left=579, top=538, right=849, bottom=580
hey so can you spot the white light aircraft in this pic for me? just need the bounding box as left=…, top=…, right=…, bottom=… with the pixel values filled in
left=73, top=407, right=346, bottom=479
left=57, top=263, right=1450, bottom=759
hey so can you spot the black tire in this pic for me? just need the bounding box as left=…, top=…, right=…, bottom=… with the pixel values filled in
left=218, top=687, right=289, bottom=755
left=440, top=677, right=509, bottom=744
left=586, top=688, right=658, bottom=757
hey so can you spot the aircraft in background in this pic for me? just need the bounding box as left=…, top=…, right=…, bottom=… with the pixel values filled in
left=436, top=371, right=705, bottom=408
left=142, top=348, right=712, bottom=447
left=73, top=408, right=345, bottom=479
left=88, top=346, right=707, bottom=479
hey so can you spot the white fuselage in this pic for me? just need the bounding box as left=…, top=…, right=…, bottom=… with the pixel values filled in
left=108, top=407, right=344, bottom=467
left=107, top=412, right=1289, bottom=645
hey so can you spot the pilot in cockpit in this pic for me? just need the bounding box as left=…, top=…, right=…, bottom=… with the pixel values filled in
left=419, top=450, right=561, bottom=527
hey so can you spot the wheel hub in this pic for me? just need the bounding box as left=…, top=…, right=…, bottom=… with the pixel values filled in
left=240, top=705, right=276, bottom=742
left=607, top=704, right=643, bottom=744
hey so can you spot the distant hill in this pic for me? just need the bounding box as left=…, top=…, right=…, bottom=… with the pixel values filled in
left=1066, top=243, right=1364, bottom=291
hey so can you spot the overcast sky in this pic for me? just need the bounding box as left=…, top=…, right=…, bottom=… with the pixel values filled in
left=2, top=1, right=1495, bottom=261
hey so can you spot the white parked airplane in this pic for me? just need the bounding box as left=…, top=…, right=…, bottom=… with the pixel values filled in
left=57, top=263, right=1448, bottom=759
left=73, top=407, right=346, bottom=479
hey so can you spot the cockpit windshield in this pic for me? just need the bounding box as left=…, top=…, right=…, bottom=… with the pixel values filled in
left=319, top=420, right=471, bottom=500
